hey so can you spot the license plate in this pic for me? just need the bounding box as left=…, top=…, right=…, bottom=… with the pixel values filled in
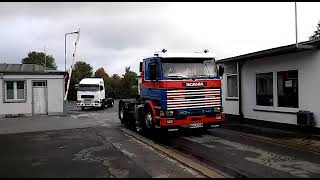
left=190, top=123, right=203, bottom=128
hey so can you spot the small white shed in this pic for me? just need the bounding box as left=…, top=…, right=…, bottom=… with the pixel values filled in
left=0, top=64, right=66, bottom=117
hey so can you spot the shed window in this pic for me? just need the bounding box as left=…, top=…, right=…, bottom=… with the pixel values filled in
left=226, top=75, right=238, bottom=97
left=225, top=63, right=238, bottom=99
left=256, top=72, right=273, bottom=106
left=5, top=81, right=26, bottom=102
left=277, top=70, right=298, bottom=108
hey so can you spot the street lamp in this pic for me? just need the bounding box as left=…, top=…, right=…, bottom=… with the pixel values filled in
left=65, top=31, right=79, bottom=72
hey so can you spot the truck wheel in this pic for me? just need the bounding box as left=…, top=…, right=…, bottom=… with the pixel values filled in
left=101, top=102, right=105, bottom=109
left=81, top=107, right=85, bottom=111
left=119, top=102, right=126, bottom=124
left=143, top=106, right=154, bottom=134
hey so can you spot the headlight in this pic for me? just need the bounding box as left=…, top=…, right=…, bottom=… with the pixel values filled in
left=165, top=110, right=174, bottom=116
left=214, top=107, right=221, bottom=113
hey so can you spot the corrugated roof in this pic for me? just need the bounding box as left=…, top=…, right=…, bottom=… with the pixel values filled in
left=216, top=38, right=320, bottom=63
left=0, top=63, right=65, bottom=75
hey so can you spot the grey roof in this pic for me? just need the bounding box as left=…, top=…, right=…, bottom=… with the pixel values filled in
left=0, top=64, right=66, bottom=75
left=217, top=38, right=320, bottom=63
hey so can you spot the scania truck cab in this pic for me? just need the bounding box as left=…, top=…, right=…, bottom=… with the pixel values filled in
left=119, top=49, right=224, bottom=133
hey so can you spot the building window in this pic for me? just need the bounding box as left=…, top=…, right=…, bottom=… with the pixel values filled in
left=277, top=70, right=298, bottom=108
left=225, top=62, right=238, bottom=99
left=5, top=81, right=26, bottom=101
left=226, top=75, right=238, bottom=98
left=256, top=72, right=273, bottom=106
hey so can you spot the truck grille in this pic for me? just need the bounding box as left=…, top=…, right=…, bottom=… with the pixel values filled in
left=166, top=88, right=221, bottom=110
left=81, top=95, right=94, bottom=99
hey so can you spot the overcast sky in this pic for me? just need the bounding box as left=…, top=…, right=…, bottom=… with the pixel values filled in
left=0, top=2, right=320, bottom=75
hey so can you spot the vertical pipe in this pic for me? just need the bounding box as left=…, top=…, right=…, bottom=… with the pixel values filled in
left=295, top=2, right=298, bottom=48
left=65, top=34, right=67, bottom=72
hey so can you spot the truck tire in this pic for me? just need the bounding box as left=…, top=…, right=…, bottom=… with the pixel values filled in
left=81, top=107, right=85, bottom=111
left=110, top=100, right=114, bottom=107
left=119, top=101, right=127, bottom=124
left=108, top=99, right=114, bottom=108
left=101, top=101, right=105, bottom=109
left=143, top=106, right=154, bottom=134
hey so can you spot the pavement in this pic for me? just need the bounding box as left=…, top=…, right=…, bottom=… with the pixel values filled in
left=0, top=100, right=201, bottom=178
left=1, top=100, right=320, bottom=178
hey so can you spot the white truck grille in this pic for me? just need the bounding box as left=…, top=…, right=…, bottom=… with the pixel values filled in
left=166, top=88, right=221, bottom=110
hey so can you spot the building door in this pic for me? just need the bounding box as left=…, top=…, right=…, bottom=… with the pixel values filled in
left=33, top=81, right=48, bottom=114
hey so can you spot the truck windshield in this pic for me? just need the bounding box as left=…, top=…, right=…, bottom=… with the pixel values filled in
left=78, top=84, right=99, bottom=91
left=162, top=59, right=217, bottom=79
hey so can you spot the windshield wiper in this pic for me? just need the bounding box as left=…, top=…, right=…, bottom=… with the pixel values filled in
left=195, top=75, right=209, bottom=79
left=166, top=75, right=188, bottom=79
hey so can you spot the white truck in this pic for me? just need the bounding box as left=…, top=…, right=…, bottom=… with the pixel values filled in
left=76, top=78, right=114, bottom=110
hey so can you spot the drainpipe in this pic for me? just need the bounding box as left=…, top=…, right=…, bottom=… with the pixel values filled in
left=237, top=61, right=244, bottom=121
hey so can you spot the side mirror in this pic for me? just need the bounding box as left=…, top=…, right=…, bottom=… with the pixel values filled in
left=100, top=85, right=104, bottom=91
left=75, top=84, right=78, bottom=90
left=218, top=66, right=224, bottom=77
left=139, top=62, right=143, bottom=72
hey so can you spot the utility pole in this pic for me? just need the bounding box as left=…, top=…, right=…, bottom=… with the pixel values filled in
left=295, top=2, right=298, bottom=48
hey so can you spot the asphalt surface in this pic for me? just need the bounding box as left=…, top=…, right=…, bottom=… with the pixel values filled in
left=0, top=100, right=199, bottom=178
left=1, top=99, right=320, bottom=178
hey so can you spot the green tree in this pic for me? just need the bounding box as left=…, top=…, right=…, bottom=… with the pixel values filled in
left=67, top=61, right=93, bottom=100
left=309, top=20, right=320, bottom=40
left=94, top=67, right=109, bottom=79
left=122, top=67, right=138, bottom=98
left=21, top=51, right=57, bottom=70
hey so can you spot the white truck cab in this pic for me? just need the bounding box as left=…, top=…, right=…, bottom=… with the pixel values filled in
left=76, top=78, right=113, bottom=110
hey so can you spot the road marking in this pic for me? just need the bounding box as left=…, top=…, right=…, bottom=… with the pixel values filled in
left=120, top=128, right=226, bottom=178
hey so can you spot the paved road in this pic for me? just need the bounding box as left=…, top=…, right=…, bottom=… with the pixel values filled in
left=162, top=129, right=320, bottom=178
left=0, top=100, right=200, bottom=178
left=2, top=100, right=320, bottom=178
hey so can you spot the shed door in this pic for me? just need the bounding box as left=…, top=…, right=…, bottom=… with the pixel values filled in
left=33, top=81, right=47, bottom=114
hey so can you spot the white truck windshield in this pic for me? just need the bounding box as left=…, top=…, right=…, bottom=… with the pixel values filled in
left=78, top=84, right=99, bottom=91
left=162, top=59, right=217, bottom=79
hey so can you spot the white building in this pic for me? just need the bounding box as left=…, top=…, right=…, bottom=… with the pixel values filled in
left=0, top=64, right=66, bottom=117
left=217, top=39, right=320, bottom=129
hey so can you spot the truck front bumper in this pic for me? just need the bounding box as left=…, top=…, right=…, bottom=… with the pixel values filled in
left=77, top=102, right=102, bottom=107
left=156, top=114, right=224, bottom=131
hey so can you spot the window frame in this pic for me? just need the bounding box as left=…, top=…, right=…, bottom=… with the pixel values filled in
left=255, top=72, right=274, bottom=107
left=254, top=69, right=299, bottom=113
left=3, top=80, right=27, bottom=103
left=277, top=70, right=299, bottom=108
left=225, top=73, right=238, bottom=99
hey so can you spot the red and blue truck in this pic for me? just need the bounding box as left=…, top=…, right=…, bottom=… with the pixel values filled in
left=119, top=49, right=224, bottom=134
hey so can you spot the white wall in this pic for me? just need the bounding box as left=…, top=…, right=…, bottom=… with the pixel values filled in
left=47, top=78, right=64, bottom=115
left=0, top=74, right=65, bottom=116
left=223, top=50, right=320, bottom=128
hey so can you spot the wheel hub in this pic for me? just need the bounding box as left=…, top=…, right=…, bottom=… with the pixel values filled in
left=145, top=112, right=152, bottom=128
left=120, top=107, right=124, bottom=119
